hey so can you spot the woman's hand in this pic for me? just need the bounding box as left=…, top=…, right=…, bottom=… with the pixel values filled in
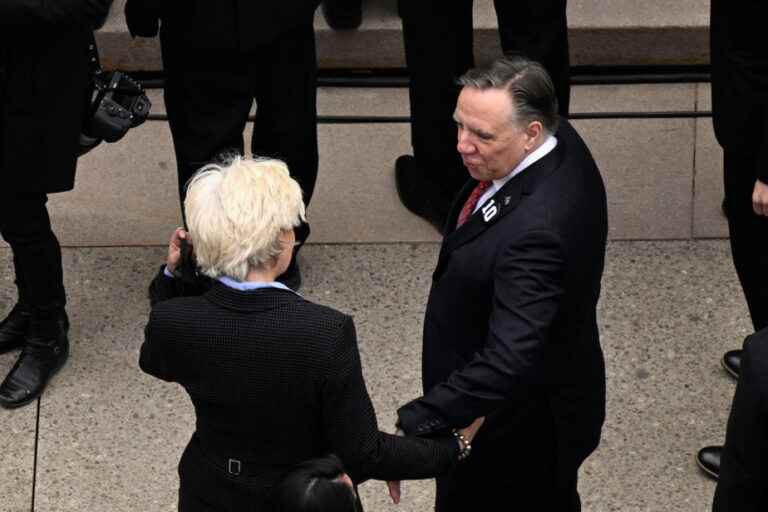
left=166, top=227, right=188, bottom=273
left=459, top=417, right=485, bottom=444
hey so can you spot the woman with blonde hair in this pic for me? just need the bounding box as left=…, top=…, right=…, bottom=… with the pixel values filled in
left=140, top=157, right=482, bottom=511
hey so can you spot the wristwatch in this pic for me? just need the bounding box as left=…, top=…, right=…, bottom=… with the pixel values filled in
left=452, top=429, right=472, bottom=461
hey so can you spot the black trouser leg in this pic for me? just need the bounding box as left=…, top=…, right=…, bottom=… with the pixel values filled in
left=495, top=0, right=570, bottom=116
left=724, top=151, right=768, bottom=331
left=0, top=192, right=69, bottom=408
left=162, top=53, right=254, bottom=205
left=250, top=24, right=319, bottom=209
left=0, top=193, right=65, bottom=308
left=400, top=0, right=474, bottom=197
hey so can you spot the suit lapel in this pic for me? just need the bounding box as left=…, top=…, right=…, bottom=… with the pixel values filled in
left=434, top=137, right=566, bottom=279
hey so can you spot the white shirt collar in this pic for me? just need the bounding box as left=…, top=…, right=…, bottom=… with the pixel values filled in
left=217, top=276, right=294, bottom=293
left=493, top=134, right=558, bottom=190
left=473, top=134, right=558, bottom=213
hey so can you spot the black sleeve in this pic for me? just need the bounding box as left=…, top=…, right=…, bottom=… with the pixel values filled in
left=139, top=308, right=173, bottom=382
left=148, top=266, right=213, bottom=306
left=0, top=0, right=113, bottom=28
left=713, top=334, right=768, bottom=510
left=758, top=116, right=768, bottom=184
left=321, top=317, right=457, bottom=483
left=398, top=229, right=566, bottom=435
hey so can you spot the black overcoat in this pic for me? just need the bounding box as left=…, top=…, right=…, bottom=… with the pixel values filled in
left=713, top=328, right=768, bottom=512
left=710, top=0, right=768, bottom=182
left=0, top=0, right=111, bottom=194
left=397, top=120, right=608, bottom=511
left=142, top=271, right=458, bottom=509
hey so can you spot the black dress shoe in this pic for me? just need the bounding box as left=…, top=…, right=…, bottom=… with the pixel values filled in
left=721, top=349, right=741, bottom=379
left=696, top=446, right=722, bottom=480
left=0, top=303, right=30, bottom=354
left=322, top=0, right=362, bottom=30
left=0, top=309, right=69, bottom=409
left=395, top=155, right=451, bottom=234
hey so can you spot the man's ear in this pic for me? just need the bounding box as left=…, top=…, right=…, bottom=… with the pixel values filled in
left=524, top=121, right=544, bottom=151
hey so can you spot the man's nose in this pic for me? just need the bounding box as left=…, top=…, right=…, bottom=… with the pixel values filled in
left=457, top=133, right=474, bottom=154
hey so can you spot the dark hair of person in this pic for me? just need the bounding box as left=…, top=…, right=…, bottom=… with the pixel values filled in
left=270, top=455, right=360, bottom=512
left=458, top=55, right=560, bottom=133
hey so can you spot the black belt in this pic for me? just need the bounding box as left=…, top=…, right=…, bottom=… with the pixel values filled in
left=191, top=439, right=261, bottom=477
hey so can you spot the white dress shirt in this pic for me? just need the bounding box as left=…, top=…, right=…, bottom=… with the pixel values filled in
left=473, top=134, right=558, bottom=214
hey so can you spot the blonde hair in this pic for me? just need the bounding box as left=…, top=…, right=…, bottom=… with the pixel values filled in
left=184, top=156, right=306, bottom=281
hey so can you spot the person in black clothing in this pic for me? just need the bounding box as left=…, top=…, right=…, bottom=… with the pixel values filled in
left=395, top=0, right=570, bottom=232
left=710, top=328, right=768, bottom=512
left=393, top=57, right=606, bottom=512
left=141, top=156, right=483, bottom=511
left=697, top=0, right=768, bottom=479
left=270, top=455, right=360, bottom=512
left=124, top=0, right=323, bottom=288
left=0, top=0, right=113, bottom=409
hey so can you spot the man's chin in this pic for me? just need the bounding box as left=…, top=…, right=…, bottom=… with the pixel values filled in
left=466, top=166, right=486, bottom=181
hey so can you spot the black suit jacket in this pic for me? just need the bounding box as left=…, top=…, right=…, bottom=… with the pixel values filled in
left=710, top=0, right=768, bottom=182
left=142, top=271, right=456, bottom=509
left=713, top=329, right=768, bottom=512
left=0, top=0, right=111, bottom=193
left=397, top=120, right=607, bottom=505
left=125, top=0, right=321, bottom=51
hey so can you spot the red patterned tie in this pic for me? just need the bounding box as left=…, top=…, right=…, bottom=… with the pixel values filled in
left=457, top=181, right=492, bottom=228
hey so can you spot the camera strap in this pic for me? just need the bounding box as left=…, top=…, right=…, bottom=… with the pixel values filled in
left=87, top=33, right=103, bottom=76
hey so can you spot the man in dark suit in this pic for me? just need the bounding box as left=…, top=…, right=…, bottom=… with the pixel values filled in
left=0, top=0, right=113, bottom=408
left=124, top=0, right=322, bottom=288
left=696, top=0, right=768, bottom=479
left=395, top=0, right=570, bottom=232
left=395, top=56, right=607, bottom=511
left=712, top=328, right=768, bottom=511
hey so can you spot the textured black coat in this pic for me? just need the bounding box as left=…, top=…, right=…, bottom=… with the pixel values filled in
left=713, top=328, right=768, bottom=512
left=710, top=0, right=768, bottom=182
left=0, top=0, right=111, bottom=193
left=397, top=120, right=608, bottom=511
left=142, top=271, right=457, bottom=510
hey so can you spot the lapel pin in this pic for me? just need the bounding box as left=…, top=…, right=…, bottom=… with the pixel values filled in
left=481, top=200, right=499, bottom=222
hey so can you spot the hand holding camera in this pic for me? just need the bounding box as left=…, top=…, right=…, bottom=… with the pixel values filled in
left=166, top=227, right=189, bottom=274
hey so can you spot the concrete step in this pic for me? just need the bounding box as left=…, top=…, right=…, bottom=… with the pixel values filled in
left=33, top=83, right=725, bottom=248
left=99, top=0, right=710, bottom=71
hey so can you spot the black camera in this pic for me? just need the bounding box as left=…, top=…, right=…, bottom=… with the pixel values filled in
left=79, top=70, right=151, bottom=155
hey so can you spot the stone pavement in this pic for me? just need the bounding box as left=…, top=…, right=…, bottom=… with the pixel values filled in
left=0, top=240, right=747, bottom=511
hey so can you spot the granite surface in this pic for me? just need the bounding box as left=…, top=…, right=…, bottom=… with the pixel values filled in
left=0, top=266, right=37, bottom=512
left=0, top=239, right=750, bottom=511
left=574, top=117, right=696, bottom=240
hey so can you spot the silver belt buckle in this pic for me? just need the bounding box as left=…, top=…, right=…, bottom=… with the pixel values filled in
left=227, top=458, right=242, bottom=476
